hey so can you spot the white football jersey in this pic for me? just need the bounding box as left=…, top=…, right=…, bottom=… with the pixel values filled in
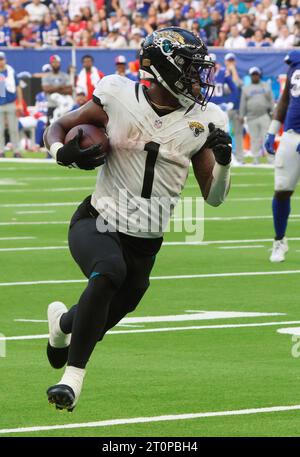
left=91, top=75, right=227, bottom=238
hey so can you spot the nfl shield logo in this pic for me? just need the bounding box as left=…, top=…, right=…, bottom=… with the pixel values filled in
left=154, top=119, right=162, bottom=129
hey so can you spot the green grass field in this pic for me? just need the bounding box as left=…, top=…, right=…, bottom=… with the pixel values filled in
left=1, top=160, right=300, bottom=437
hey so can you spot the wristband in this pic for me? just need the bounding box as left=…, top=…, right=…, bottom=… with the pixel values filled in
left=49, top=142, right=64, bottom=160
left=268, top=120, right=282, bottom=135
left=206, top=162, right=231, bottom=207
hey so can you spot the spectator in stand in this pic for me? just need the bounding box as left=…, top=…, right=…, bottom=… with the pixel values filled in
left=76, top=55, right=104, bottom=101
left=261, top=0, right=278, bottom=17
left=100, top=26, right=127, bottom=48
left=274, top=24, right=295, bottom=48
left=8, top=0, right=29, bottom=45
left=157, top=0, right=174, bottom=25
left=198, top=8, right=212, bottom=29
left=82, top=7, right=93, bottom=21
left=50, top=0, right=69, bottom=20
left=38, top=12, right=60, bottom=47
left=0, top=14, right=11, bottom=46
left=19, top=24, right=39, bottom=48
left=207, top=0, right=225, bottom=18
left=25, top=0, right=49, bottom=24
left=240, top=15, right=255, bottom=39
left=247, top=28, right=272, bottom=46
left=204, top=10, right=223, bottom=45
left=68, top=0, right=95, bottom=20
left=0, top=52, right=23, bottom=158
left=0, top=1, right=12, bottom=21
left=226, top=0, right=248, bottom=15
left=67, top=13, right=87, bottom=46
left=128, top=27, right=144, bottom=49
left=216, top=25, right=229, bottom=46
left=42, top=55, right=72, bottom=125
left=114, top=55, right=138, bottom=81
left=224, top=25, right=247, bottom=48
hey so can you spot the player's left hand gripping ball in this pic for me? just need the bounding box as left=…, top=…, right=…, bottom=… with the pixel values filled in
left=205, top=123, right=232, bottom=166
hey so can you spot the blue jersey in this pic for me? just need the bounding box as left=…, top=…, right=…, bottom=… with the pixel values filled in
left=211, top=67, right=238, bottom=106
left=0, top=26, right=11, bottom=46
left=0, top=69, right=18, bottom=105
left=285, top=61, right=300, bottom=133
left=39, top=22, right=60, bottom=46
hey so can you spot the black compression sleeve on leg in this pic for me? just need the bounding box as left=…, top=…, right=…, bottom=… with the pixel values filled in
left=67, top=275, right=117, bottom=369
left=60, top=305, right=78, bottom=334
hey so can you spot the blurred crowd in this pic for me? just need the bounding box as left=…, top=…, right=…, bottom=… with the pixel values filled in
left=0, top=0, right=299, bottom=49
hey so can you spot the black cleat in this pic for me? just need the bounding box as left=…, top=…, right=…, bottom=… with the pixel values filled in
left=47, top=384, right=75, bottom=412
left=47, top=341, right=69, bottom=369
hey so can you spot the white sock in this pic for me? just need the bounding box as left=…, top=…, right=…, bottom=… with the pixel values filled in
left=59, top=366, right=86, bottom=404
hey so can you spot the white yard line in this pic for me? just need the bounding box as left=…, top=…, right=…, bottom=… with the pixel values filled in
left=15, top=211, right=56, bottom=215
left=0, top=187, right=93, bottom=193
left=2, top=215, right=300, bottom=226
left=0, top=221, right=69, bottom=226
left=0, top=202, right=79, bottom=207
left=1, top=238, right=300, bottom=252
left=0, top=403, right=299, bottom=434
left=0, top=246, right=68, bottom=252
left=1, top=270, right=300, bottom=287
left=14, top=311, right=285, bottom=325
left=218, top=245, right=265, bottom=250
left=0, top=236, right=36, bottom=241
left=3, top=320, right=300, bottom=342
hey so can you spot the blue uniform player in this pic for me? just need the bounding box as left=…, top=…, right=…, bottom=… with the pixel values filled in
left=265, top=51, right=300, bottom=262
left=210, top=53, right=238, bottom=109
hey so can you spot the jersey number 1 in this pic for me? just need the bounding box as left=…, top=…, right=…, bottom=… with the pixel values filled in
left=141, top=141, right=160, bottom=198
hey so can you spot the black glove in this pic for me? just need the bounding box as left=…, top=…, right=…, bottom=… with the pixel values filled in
left=57, top=129, right=106, bottom=170
left=205, top=123, right=232, bottom=166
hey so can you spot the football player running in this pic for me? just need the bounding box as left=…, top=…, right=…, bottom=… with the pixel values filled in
left=265, top=51, right=300, bottom=262
left=44, top=27, right=232, bottom=411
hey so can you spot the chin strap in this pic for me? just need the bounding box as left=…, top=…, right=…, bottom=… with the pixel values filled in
left=150, top=64, right=194, bottom=109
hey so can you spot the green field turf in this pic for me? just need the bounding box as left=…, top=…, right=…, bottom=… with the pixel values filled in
left=1, top=161, right=300, bottom=437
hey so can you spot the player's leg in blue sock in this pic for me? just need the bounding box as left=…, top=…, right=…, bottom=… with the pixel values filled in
left=272, top=191, right=292, bottom=240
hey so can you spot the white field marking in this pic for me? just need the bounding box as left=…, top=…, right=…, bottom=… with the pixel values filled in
left=0, top=221, right=69, bottom=226
left=15, top=210, right=56, bottom=215
left=0, top=236, right=36, bottom=241
left=14, top=311, right=285, bottom=325
left=0, top=246, right=68, bottom=252
left=1, top=404, right=300, bottom=435
left=0, top=158, right=56, bottom=164
left=13, top=319, right=143, bottom=328
left=20, top=176, right=94, bottom=181
left=0, top=187, right=93, bottom=194
left=163, top=238, right=300, bottom=246
left=2, top=215, right=300, bottom=226
left=277, top=327, right=300, bottom=336
left=0, top=201, right=79, bottom=207
left=0, top=179, right=26, bottom=186
left=218, top=245, right=264, bottom=250
left=186, top=183, right=270, bottom=189
left=3, top=320, right=300, bottom=342
left=1, top=238, right=300, bottom=252
left=227, top=196, right=300, bottom=202
left=1, top=270, right=300, bottom=288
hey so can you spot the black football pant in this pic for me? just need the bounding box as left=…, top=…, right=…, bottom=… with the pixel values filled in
left=60, top=196, right=163, bottom=369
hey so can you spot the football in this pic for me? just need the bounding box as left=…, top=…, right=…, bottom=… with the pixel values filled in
left=64, top=124, right=109, bottom=154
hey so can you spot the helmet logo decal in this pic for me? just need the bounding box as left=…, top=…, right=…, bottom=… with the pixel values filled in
left=189, top=121, right=205, bottom=137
